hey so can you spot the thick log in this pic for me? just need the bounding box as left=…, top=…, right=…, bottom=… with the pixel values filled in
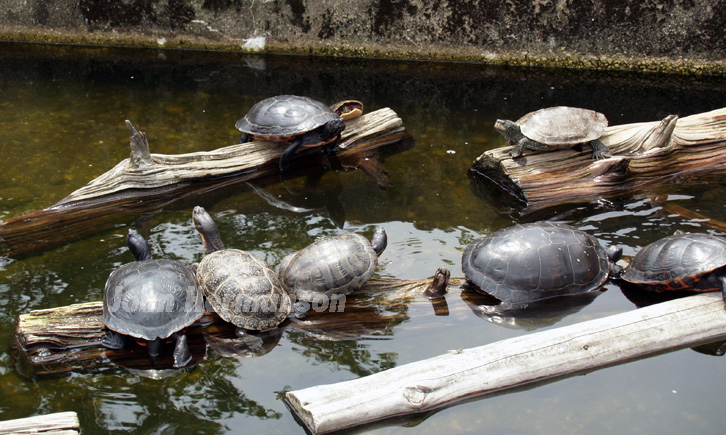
left=471, top=107, right=726, bottom=213
left=0, top=411, right=79, bottom=434
left=0, top=108, right=409, bottom=257
left=286, top=292, right=726, bottom=434
left=11, top=274, right=457, bottom=377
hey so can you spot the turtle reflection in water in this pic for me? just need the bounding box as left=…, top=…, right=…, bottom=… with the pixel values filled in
left=495, top=106, right=611, bottom=160
left=461, top=222, right=622, bottom=308
left=236, top=95, right=363, bottom=172
left=102, top=229, right=204, bottom=368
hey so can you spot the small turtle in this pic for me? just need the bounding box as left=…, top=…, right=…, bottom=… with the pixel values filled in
left=192, top=206, right=291, bottom=331
left=236, top=95, right=362, bottom=172
left=495, top=106, right=611, bottom=160
left=621, top=232, right=726, bottom=306
left=277, top=227, right=387, bottom=307
left=102, top=229, right=204, bottom=368
left=461, top=222, right=622, bottom=306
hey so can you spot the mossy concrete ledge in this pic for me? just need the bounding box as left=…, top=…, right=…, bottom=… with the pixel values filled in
left=1, top=0, right=725, bottom=75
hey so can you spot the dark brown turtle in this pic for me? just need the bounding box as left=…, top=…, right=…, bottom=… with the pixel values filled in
left=192, top=206, right=291, bottom=331
left=102, top=229, right=204, bottom=368
left=236, top=95, right=362, bottom=172
left=495, top=106, right=611, bottom=160
left=461, top=222, right=622, bottom=307
left=621, top=232, right=726, bottom=306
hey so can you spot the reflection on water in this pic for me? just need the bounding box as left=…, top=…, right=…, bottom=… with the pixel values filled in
left=2, top=42, right=726, bottom=433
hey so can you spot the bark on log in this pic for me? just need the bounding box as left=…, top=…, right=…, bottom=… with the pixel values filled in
left=286, top=292, right=726, bottom=434
left=0, top=411, right=79, bottom=434
left=0, top=108, right=409, bottom=258
left=470, top=107, right=726, bottom=213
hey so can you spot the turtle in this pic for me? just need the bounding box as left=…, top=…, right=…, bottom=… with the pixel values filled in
left=277, top=227, right=388, bottom=309
left=192, top=206, right=291, bottom=331
left=620, top=231, right=726, bottom=305
left=236, top=95, right=363, bottom=172
left=461, top=222, right=622, bottom=306
left=102, top=229, right=204, bottom=368
left=494, top=106, right=611, bottom=160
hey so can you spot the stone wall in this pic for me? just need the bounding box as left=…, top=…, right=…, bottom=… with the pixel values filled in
left=1, top=0, right=724, bottom=74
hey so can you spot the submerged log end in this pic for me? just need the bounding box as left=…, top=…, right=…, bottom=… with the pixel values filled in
left=126, top=120, right=154, bottom=169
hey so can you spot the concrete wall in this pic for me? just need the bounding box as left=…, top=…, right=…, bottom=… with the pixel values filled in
left=1, top=0, right=724, bottom=74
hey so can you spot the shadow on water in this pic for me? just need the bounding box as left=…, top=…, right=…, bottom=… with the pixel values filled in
left=3, top=42, right=726, bottom=433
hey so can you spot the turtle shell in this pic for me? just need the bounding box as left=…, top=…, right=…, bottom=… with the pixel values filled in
left=235, top=95, right=341, bottom=140
left=518, top=106, right=608, bottom=146
left=621, top=233, right=726, bottom=291
left=197, top=249, right=291, bottom=330
left=278, top=233, right=378, bottom=302
left=103, top=259, right=204, bottom=341
left=461, top=222, right=610, bottom=304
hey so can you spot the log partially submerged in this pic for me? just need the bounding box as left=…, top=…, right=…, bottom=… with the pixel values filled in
left=0, top=411, right=79, bottom=434
left=286, top=292, right=726, bottom=434
left=470, top=107, right=726, bottom=213
left=11, top=274, right=454, bottom=377
left=0, top=108, right=409, bottom=257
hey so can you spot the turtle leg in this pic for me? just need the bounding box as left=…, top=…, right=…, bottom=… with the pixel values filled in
left=171, top=332, right=193, bottom=369
left=279, top=137, right=304, bottom=172
left=101, top=329, right=127, bottom=350
left=589, top=139, right=612, bottom=159
left=238, top=133, right=250, bottom=144
left=146, top=337, right=163, bottom=366
left=509, top=138, right=551, bottom=158
left=720, top=276, right=726, bottom=307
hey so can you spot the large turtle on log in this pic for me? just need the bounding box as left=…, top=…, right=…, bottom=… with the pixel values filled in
left=461, top=222, right=622, bottom=307
left=620, top=231, right=726, bottom=307
left=495, top=106, right=611, bottom=160
left=236, top=95, right=363, bottom=172
left=102, top=229, right=204, bottom=368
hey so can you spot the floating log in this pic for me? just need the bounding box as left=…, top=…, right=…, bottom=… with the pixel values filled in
left=0, top=108, right=409, bottom=257
left=285, top=292, right=726, bottom=434
left=11, top=274, right=460, bottom=377
left=470, top=107, right=726, bottom=213
left=0, top=411, right=79, bottom=434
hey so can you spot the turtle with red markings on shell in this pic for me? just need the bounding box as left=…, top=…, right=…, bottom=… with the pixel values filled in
left=621, top=231, right=726, bottom=306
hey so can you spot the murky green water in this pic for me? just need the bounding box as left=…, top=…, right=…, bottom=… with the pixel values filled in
left=2, top=42, right=726, bottom=433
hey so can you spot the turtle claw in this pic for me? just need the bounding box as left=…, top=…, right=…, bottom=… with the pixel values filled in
left=101, top=329, right=127, bottom=350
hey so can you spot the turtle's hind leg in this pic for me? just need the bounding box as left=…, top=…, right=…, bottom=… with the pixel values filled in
left=238, top=133, right=250, bottom=144
left=101, top=329, right=127, bottom=349
left=589, top=139, right=612, bottom=159
left=171, top=332, right=193, bottom=368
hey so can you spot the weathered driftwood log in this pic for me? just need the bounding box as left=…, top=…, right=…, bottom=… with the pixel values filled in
left=286, top=292, right=726, bottom=434
left=12, top=274, right=459, bottom=377
left=0, top=108, right=409, bottom=257
left=0, top=411, right=79, bottom=435
left=471, top=107, right=726, bottom=213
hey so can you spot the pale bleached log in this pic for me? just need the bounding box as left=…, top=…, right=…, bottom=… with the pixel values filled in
left=0, top=411, right=79, bottom=434
left=286, top=292, right=726, bottom=434
left=471, top=107, right=726, bottom=212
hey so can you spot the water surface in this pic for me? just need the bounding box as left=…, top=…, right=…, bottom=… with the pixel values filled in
left=2, top=42, right=726, bottom=433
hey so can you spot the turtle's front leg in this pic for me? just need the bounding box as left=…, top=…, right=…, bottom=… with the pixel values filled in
left=171, top=332, right=193, bottom=368
left=101, top=329, right=127, bottom=349
left=510, top=138, right=551, bottom=158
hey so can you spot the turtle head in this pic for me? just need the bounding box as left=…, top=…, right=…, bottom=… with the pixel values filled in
left=371, top=227, right=388, bottom=256
left=192, top=206, right=225, bottom=254
left=127, top=229, right=152, bottom=262
left=494, top=119, right=516, bottom=137
left=606, top=245, right=624, bottom=278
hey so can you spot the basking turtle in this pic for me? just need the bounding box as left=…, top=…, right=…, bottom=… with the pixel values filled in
left=621, top=232, right=726, bottom=305
left=495, top=106, right=611, bottom=160
left=192, top=206, right=291, bottom=331
left=277, top=227, right=387, bottom=307
left=236, top=95, right=362, bottom=172
left=461, top=222, right=622, bottom=306
left=102, top=229, right=204, bottom=368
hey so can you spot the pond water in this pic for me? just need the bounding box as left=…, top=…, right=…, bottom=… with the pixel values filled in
left=2, top=42, right=726, bottom=434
